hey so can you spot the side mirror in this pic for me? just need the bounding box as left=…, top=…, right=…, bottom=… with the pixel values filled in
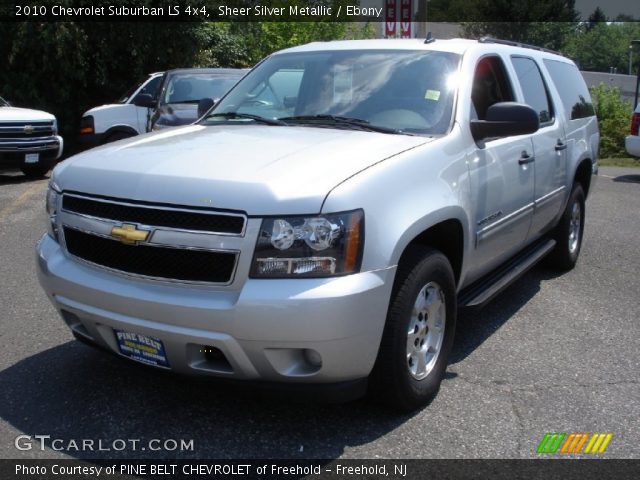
left=470, top=102, right=539, bottom=142
left=133, top=93, right=157, bottom=109
left=197, top=97, right=216, bottom=118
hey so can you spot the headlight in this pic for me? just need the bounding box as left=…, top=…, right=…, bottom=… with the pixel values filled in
left=46, top=182, right=61, bottom=241
left=250, top=210, right=364, bottom=278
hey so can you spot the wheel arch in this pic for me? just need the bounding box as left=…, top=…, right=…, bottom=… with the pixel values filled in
left=573, top=158, right=594, bottom=197
left=102, top=125, right=138, bottom=143
left=394, top=217, right=466, bottom=288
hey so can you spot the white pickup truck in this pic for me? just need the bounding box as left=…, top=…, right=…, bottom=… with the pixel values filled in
left=0, top=96, right=63, bottom=177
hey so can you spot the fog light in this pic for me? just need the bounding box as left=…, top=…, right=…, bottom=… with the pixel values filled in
left=303, top=349, right=322, bottom=368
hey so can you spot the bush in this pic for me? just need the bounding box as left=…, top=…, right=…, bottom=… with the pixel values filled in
left=590, top=83, right=633, bottom=158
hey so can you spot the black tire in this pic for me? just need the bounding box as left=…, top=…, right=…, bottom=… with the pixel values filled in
left=547, top=183, right=585, bottom=271
left=21, top=163, right=51, bottom=178
left=103, top=131, right=134, bottom=144
left=369, top=246, right=457, bottom=412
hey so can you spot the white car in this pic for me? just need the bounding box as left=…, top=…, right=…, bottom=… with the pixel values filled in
left=625, top=103, right=640, bottom=157
left=0, top=96, right=63, bottom=177
left=78, top=72, right=163, bottom=150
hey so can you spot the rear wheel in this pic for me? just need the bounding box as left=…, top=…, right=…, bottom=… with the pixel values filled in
left=369, top=246, right=457, bottom=411
left=548, top=183, right=585, bottom=271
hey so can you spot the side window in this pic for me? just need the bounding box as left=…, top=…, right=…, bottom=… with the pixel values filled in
left=471, top=56, right=514, bottom=120
left=543, top=59, right=595, bottom=120
left=140, top=75, right=162, bottom=98
left=511, top=56, right=553, bottom=124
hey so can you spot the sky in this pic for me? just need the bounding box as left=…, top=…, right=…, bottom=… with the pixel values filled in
left=575, top=0, right=639, bottom=19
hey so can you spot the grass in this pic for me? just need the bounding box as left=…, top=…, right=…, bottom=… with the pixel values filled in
left=599, top=157, right=640, bottom=168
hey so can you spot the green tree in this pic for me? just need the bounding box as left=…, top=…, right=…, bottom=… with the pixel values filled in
left=459, top=0, right=579, bottom=50
left=587, top=7, right=607, bottom=30
left=0, top=22, right=89, bottom=143
left=563, top=22, right=640, bottom=73
left=590, top=83, right=633, bottom=157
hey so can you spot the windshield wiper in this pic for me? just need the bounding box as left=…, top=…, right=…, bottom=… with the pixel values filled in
left=278, top=115, right=410, bottom=135
left=205, top=112, right=287, bottom=126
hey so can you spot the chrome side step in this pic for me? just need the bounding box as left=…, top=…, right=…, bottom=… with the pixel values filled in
left=458, top=239, right=556, bottom=309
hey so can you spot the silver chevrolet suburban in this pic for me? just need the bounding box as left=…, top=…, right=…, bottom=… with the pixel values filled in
left=36, top=38, right=599, bottom=411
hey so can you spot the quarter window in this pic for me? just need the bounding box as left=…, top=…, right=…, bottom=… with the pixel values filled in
left=543, top=59, right=595, bottom=120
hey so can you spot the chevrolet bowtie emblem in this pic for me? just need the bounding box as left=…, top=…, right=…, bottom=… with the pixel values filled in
left=23, top=125, right=34, bottom=134
left=110, top=224, right=150, bottom=245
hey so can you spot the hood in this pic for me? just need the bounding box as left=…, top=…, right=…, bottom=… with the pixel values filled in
left=85, top=103, right=126, bottom=115
left=54, top=124, right=429, bottom=215
left=0, top=106, right=55, bottom=122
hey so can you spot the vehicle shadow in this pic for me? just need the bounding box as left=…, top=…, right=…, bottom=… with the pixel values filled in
left=450, top=265, right=563, bottom=364
left=0, top=341, right=409, bottom=461
left=612, top=174, right=640, bottom=184
left=0, top=266, right=560, bottom=462
left=0, top=172, right=49, bottom=186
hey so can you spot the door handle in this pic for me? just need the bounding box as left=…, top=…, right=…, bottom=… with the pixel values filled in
left=519, top=152, right=535, bottom=165
left=555, top=141, right=567, bottom=151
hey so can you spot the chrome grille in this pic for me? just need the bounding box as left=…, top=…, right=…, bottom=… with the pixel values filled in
left=62, top=194, right=245, bottom=235
left=60, top=193, right=245, bottom=284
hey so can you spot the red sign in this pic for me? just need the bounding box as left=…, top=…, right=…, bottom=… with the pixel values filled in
left=385, top=0, right=397, bottom=38
left=400, top=0, right=412, bottom=38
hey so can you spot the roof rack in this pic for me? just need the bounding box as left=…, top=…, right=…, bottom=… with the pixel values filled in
left=478, top=36, right=561, bottom=56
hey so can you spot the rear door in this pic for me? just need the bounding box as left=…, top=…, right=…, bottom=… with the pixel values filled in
left=510, top=56, right=567, bottom=235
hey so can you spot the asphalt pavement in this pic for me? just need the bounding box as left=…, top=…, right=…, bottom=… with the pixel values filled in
left=0, top=166, right=638, bottom=460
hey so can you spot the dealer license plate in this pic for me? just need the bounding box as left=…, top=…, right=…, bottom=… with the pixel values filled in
left=115, top=330, right=170, bottom=368
left=25, top=153, right=39, bottom=164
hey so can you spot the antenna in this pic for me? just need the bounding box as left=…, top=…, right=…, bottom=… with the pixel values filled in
left=424, top=32, right=435, bottom=44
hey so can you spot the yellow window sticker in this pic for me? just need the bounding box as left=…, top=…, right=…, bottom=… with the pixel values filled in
left=425, top=89, right=441, bottom=101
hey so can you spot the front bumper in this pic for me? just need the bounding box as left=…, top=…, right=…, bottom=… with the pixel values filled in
left=36, top=234, right=395, bottom=386
left=625, top=135, right=640, bottom=158
left=0, top=135, right=63, bottom=167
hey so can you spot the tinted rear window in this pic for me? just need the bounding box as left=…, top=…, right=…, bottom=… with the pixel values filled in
left=543, top=59, right=594, bottom=120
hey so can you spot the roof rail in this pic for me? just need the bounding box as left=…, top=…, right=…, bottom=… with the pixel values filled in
left=478, top=36, right=561, bottom=56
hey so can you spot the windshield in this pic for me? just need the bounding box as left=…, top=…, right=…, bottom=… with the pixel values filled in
left=205, top=49, right=460, bottom=135
left=162, top=73, right=243, bottom=105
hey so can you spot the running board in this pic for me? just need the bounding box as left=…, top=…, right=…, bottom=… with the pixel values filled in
left=458, top=239, right=556, bottom=309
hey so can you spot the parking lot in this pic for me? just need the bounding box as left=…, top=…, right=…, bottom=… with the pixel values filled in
left=0, top=166, right=638, bottom=460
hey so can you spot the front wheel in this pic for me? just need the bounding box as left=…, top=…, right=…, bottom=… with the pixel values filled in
left=369, top=247, right=457, bottom=411
left=548, top=183, right=585, bottom=271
